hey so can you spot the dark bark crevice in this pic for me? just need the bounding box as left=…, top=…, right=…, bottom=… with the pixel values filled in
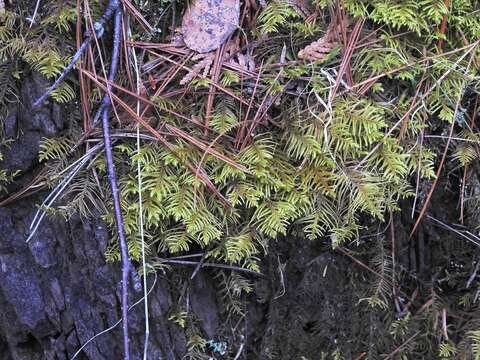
left=1, top=73, right=478, bottom=359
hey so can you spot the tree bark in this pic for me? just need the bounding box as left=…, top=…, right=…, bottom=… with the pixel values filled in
left=1, top=73, right=477, bottom=360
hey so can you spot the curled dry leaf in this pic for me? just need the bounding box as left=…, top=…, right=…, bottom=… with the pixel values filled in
left=224, top=38, right=255, bottom=71
left=283, top=0, right=314, bottom=18
left=180, top=38, right=255, bottom=85
left=180, top=53, right=215, bottom=85
left=298, top=22, right=339, bottom=62
left=182, top=0, right=240, bottom=53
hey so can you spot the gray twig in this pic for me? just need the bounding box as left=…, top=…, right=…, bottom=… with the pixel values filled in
left=100, top=6, right=131, bottom=360
left=30, top=1, right=132, bottom=359
left=32, top=0, right=121, bottom=108
left=155, top=258, right=265, bottom=277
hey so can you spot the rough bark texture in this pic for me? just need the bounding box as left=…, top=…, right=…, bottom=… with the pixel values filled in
left=0, top=74, right=197, bottom=360
left=0, top=75, right=367, bottom=358
left=0, top=74, right=476, bottom=359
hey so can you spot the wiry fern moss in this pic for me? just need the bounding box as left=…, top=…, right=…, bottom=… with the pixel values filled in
left=3, top=0, right=480, bottom=357
left=0, top=4, right=79, bottom=103
left=101, top=89, right=429, bottom=270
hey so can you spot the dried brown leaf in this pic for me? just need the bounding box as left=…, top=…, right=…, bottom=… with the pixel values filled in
left=283, top=0, right=313, bottom=18
left=180, top=53, right=215, bottom=85
left=223, top=38, right=255, bottom=71
left=182, top=0, right=240, bottom=53
left=298, top=22, right=338, bottom=61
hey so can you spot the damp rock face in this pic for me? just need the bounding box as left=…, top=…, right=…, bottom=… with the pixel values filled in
left=0, top=74, right=192, bottom=359
left=0, top=75, right=470, bottom=359
left=182, top=0, right=240, bottom=53
left=0, top=73, right=65, bottom=174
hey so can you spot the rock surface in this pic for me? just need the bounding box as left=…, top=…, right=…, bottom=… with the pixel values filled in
left=0, top=74, right=473, bottom=360
left=0, top=74, right=194, bottom=359
left=182, top=0, right=240, bottom=53
left=0, top=82, right=363, bottom=356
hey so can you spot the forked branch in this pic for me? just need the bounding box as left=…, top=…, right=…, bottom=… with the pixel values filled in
left=31, top=1, right=131, bottom=359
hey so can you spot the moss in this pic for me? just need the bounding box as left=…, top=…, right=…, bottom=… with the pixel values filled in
left=2, top=0, right=480, bottom=357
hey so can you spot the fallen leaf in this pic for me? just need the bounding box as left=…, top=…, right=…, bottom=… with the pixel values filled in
left=224, top=38, right=255, bottom=71
left=298, top=21, right=340, bottom=61
left=284, top=0, right=314, bottom=18
left=180, top=53, right=215, bottom=85
left=182, top=0, right=240, bottom=53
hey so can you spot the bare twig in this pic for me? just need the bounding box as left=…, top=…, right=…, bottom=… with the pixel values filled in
left=127, top=16, right=150, bottom=360
left=70, top=270, right=157, bottom=360
left=32, top=1, right=133, bottom=358
left=27, top=0, right=41, bottom=28
left=423, top=213, right=480, bottom=247
left=99, top=6, right=130, bottom=359
left=233, top=335, right=245, bottom=360
left=154, top=258, right=265, bottom=277
left=466, top=261, right=480, bottom=288
left=442, top=308, right=449, bottom=340
left=32, top=0, right=121, bottom=108
left=409, top=49, right=476, bottom=239
left=384, top=331, right=421, bottom=359
left=437, top=0, right=450, bottom=51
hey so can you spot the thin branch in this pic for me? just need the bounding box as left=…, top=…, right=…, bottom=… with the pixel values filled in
left=70, top=270, right=157, bottom=360
left=32, top=0, right=121, bottom=108
left=127, top=16, right=150, bottom=360
left=423, top=213, right=480, bottom=248
left=233, top=336, right=245, bottom=360
left=31, top=1, right=134, bottom=358
left=99, top=6, right=130, bottom=359
left=27, top=0, right=41, bottom=28
left=409, top=50, right=477, bottom=239
left=384, top=331, right=421, bottom=359
left=154, top=258, right=265, bottom=277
